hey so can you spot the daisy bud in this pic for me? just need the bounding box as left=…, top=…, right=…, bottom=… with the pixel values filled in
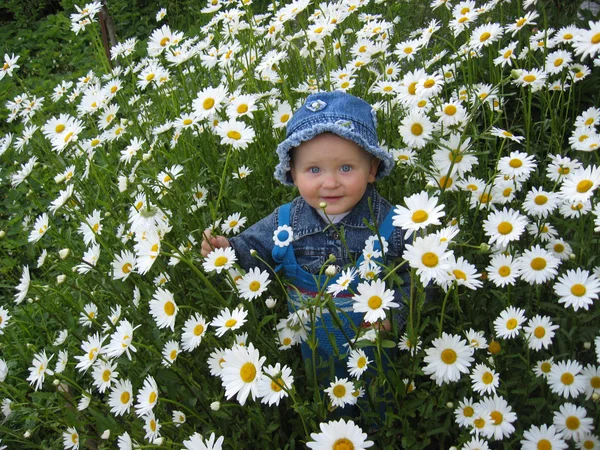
left=57, top=274, right=66, bottom=284
left=142, top=152, right=152, bottom=161
left=27, top=343, right=34, bottom=348
left=53, top=379, right=61, bottom=386
left=592, top=392, right=600, bottom=402
left=328, top=254, right=336, bottom=263
left=479, top=243, right=490, bottom=252
left=488, top=340, right=501, bottom=355
left=584, top=341, right=591, bottom=349
left=27, top=297, right=34, bottom=304
left=449, top=447, right=458, bottom=450
left=319, top=201, right=327, bottom=209
left=265, top=297, right=277, bottom=309
left=104, top=212, right=111, bottom=217
left=0, top=230, right=5, bottom=238
left=101, top=430, right=111, bottom=440
left=57, top=382, right=69, bottom=393
left=569, top=253, right=576, bottom=261
left=59, top=248, right=70, bottom=259
left=511, top=69, right=522, bottom=79
left=325, top=265, right=337, bottom=277
left=210, top=401, right=220, bottom=411
left=24, top=430, right=32, bottom=438
left=153, top=438, right=164, bottom=445
left=446, top=402, right=454, bottom=408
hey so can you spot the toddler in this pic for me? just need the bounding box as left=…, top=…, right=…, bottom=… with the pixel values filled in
left=202, top=91, right=410, bottom=389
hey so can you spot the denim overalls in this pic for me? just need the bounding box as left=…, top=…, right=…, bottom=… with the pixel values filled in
left=271, top=200, right=397, bottom=382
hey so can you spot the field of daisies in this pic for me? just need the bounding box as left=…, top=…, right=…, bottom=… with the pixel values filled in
left=1, top=0, right=600, bottom=448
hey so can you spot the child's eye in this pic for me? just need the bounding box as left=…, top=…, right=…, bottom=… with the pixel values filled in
left=309, top=167, right=320, bottom=174
left=340, top=165, right=352, bottom=172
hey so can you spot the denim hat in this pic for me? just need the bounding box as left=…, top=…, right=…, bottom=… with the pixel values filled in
left=274, top=91, right=394, bottom=185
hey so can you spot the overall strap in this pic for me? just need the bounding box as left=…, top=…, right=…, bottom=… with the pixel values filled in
left=355, top=208, right=396, bottom=268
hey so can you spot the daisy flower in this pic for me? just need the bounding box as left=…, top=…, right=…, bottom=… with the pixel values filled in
left=183, top=432, right=224, bottom=450
left=92, top=359, right=118, bottom=393
left=581, top=364, right=600, bottom=400
left=14, top=265, right=30, bottom=304
left=398, top=110, right=434, bottom=149
left=455, top=397, right=477, bottom=428
left=221, top=343, right=265, bottom=406
left=548, top=360, right=586, bottom=399
left=162, top=340, right=179, bottom=366
left=306, top=419, right=373, bottom=450
left=498, top=151, right=537, bottom=182
left=211, top=306, right=248, bottom=337
left=352, top=278, right=398, bottom=323
left=27, top=350, right=54, bottom=391
left=181, top=313, right=207, bottom=352
left=469, top=23, right=503, bottom=49
left=572, top=20, right=600, bottom=60
left=523, top=315, right=559, bottom=351
left=63, top=427, right=79, bottom=450
left=559, top=165, right=600, bottom=203
left=506, top=10, right=538, bottom=36
left=464, top=329, right=488, bottom=350
left=470, top=363, right=499, bottom=395
left=553, top=268, right=600, bottom=311
left=172, top=410, right=186, bottom=427
left=476, top=395, right=517, bottom=440
left=546, top=238, right=574, bottom=261
left=208, top=347, right=227, bottom=377
left=545, top=49, right=572, bottom=74
left=75, top=332, right=105, bottom=373
left=272, top=102, right=293, bottom=129
left=523, top=187, right=559, bottom=219
left=144, top=412, right=161, bottom=443
left=493, top=306, right=527, bottom=339
left=402, top=234, right=453, bottom=287
left=392, top=191, right=445, bottom=239
left=482, top=208, right=528, bottom=248
left=494, top=41, right=518, bottom=67
left=28, top=213, right=50, bottom=243
left=443, top=255, right=483, bottom=291
left=215, top=119, right=255, bottom=150
left=576, top=435, right=600, bottom=450
left=135, top=375, right=158, bottom=417
left=534, top=358, right=555, bottom=379
left=258, top=363, right=294, bottom=406
left=236, top=268, right=271, bottom=301
left=553, top=403, right=594, bottom=441
left=203, top=247, right=237, bottom=274
left=347, top=349, right=371, bottom=379
left=0, top=306, right=10, bottom=335
left=148, top=287, right=178, bottom=331
left=221, top=212, right=247, bottom=235
left=520, top=424, right=567, bottom=450
left=516, top=245, right=560, bottom=285
left=193, top=85, right=228, bottom=119
left=398, top=333, right=421, bottom=355
left=324, top=377, right=357, bottom=408
left=546, top=154, right=581, bottom=182
left=423, top=332, right=474, bottom=385
left=105, top=320, right=138, bottom=360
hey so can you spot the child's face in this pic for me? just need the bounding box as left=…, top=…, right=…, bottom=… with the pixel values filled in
left=290, top=133, right=379, bottom=215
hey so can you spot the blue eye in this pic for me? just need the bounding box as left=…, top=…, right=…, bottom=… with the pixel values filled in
left=309, top=167, right=320, bottom=174
left=341, top=165, right=352, bottom=172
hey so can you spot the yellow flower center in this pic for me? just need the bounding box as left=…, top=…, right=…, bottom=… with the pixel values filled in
left=249, top=281, right=261, bottom=292
left=463, top=406, right=474, bottom=417
left=408, top=82, right=417, bottom=95
left=368, top=295, right=382, bottom=310
left=160, top=37, right=170, bottom=47
left=479, top=192, right=491, bottom=203
left=412, top=210, right=428, bottom=223
left=516, top=18, right=526, bottom=27
left=453, top=269, right=467, bottom=280
left=71, top=433, right=78, bottom=444
left=203, top=98, right=215, bottom=110
left=333, top=384, right=346, bottom=398
left=441, top=349, right=457, bottom=364
left=225, top=319, right=237, bottom=328
left=558, top=167, right=570, bottom=175
left=120, top=391, right=130, bottom=404
left=227, top=130, right=241, bottom=140
left=423, top=79, right=435, bottom=88
left=479, top=32, right=491, bottom=42
left=63, top=132, right=74, bottom=143
left=88, top=347, right=98, bottom=360
left=444, top=105, right=457, bottom=115
left=333, top=438, right=354, bottom=450
left=541, top=361, right=552, bottom=373
left=566, top=416, right=580, bottom=430
left=421, top=252, right=439, bottom=268
left=214, top=256, right=228, bottom=267
left=523, top=74, right=536, bottom=83
left=383, top=85, right=393, bottom=92
left=571, top=283, right=586, bottom=297
left=490, top=411, right=503, bottom=425
left=282, top=337, right=292, bottom=345
left=503, top=49, right=513, bottom=59
left=498, top=266, right=511, bottom=277
left=449, top=150, right=463, bottom=163
left=564, top=33, right=573, bottom=40
left=280, top=114, right=290, bottom=123
left=194, top=324, right=204, bottom=336
left=530, top=257, right=546, bottom=270
left=237, top=104, right=248, bottom=114
left=497, top=222, right=513, bottom=235
left=102, top=369, right=111, bottom=382
left=458, top=16, right=468, bottom=24
left=270, top=377, right=284, bottom=392
left=537, top=439, right=552, bottom=450
left=145, top=73, right=155, bottom=81
left=506, top=318, right=518, bottom=330
left=482, top=372, right=494, bottom=384
left=411, top=123, right=423, bottom=136
left=164, top=301, right=175, bottom=316
left=534, top=195, right=548, bottom=205
left=585, top=117, right=594, bottom=126
left=509, top=159, right=522, bottom=168
left=590, top=376, right=600, bottom=389
left=149, top=391, right=157, bottom=403
left=576, top=180, right=593, bottom=193
left=357, top=356, right=367, bottom=368
left=554, top=58, right=564, bottom=67
left=592, top=32, right=600, bottom=45
left=170, top=350, right=177, bottom=360
left=122, top=262, right=132, bottom=274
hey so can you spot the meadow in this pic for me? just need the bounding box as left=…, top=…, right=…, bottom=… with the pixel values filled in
left=0, top=0, right=599, bottom=449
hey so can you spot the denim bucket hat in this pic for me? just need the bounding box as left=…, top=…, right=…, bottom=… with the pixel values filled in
left=274, top=91, right=394, bottom=185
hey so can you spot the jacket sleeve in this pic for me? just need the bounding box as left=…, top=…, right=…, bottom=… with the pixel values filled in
left=228, top=208, right=279, bottom=273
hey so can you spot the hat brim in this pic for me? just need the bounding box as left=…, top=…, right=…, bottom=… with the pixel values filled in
left=274, top=123, right=395, bottom=185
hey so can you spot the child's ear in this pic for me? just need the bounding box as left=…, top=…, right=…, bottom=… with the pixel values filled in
left=368, top=158, right=379, bottom=183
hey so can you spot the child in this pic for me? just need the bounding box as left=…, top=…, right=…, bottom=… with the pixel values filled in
left=202, top=91, right=409, bottom=390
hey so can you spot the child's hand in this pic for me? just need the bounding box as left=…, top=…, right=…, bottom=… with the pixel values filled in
left=201, top=228, right=231, bottom=257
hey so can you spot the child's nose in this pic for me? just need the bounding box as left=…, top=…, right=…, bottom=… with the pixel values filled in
left=321, top=172, right=339, bottom=188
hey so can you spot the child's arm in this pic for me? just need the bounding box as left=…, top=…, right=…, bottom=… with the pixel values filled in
left=200, top=229, right=231, bottom=257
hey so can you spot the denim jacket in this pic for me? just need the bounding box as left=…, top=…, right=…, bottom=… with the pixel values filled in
left=229, top=184, right=410, bottom=276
